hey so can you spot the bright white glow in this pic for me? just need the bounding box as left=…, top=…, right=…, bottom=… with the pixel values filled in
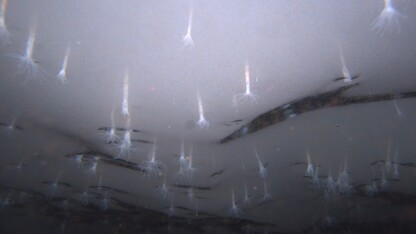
left=229, top=189, right=242, bottom=218
left=11, top=25, right=39, bottom=80
left=305, top=152, right=314, bottom=177
left=259, top=181, right=272, bottom=204
left=115, top=131, right=132, bottom=160
left=1, top=0, right=7, bottom=18
left=311, top=166, right=320, bottom=188
left=121, top=70, right=129, bottom=117
left=87, top=158, right=99, bottom=176
left=105, top=127, right=118, bottom=143
left=196, top=91, right=209, bottom=129
left=242, top=184, right=251, bottom=208
left=25, top=28, right=35, bottom=61
left=14, top=161, right=24, bottom=172
left=339, top=47, right=353, bottom=83
left=2, top=192, right=12, bottom=207
left=101, top=192, right=109, bottom=211
left=392, top=161, right=399, bottom=179
left=371, top=0, right=404, bottom=36
left=233, top=60, right=258, bottom=107
left=142, top=144, right=164, bottom=177
left=97, top=173, right=103, bottom=190
left=114, top=116, right=133, bottom=160
left=102, top=108, right=120, bottom=144
left=167, top=199, right=175, bottom=217
left=392, top=150, right=400, bottom=179
left=393, top=100, right=404, bottom=119
left=174, top=164, right=190, bottom=185
left=324, top=170, right=336, bottom=200
left=336, top=159, right=352, bottom=194
left=156, top=177, right=172, bottom=200
left=179, top=140, right=188, bottom=169
left=56, top=46, right=71, bottom=84
left=1, top=118, right=22, bottom=131
left=185, top=147, right=196, bottom=179
left=73, top=154, right=83, bottom=168
left=380, top=169, right=388, bottom=189
left=49, top=171, right=63, bottom=198
left=385, top=140, right=392, bottom=175
left=254, top=148, right=267, bottom=179
left=7, top=160, right=26, bottom=175
left=0, top=0, right=11, bottom=46
left=182, top=5, right=194, bottom=48
left=80, top=189, right=88, bottom=205
left=366, top=181, right=379, bottom=196
left=187, top=187, right=194, bottom=203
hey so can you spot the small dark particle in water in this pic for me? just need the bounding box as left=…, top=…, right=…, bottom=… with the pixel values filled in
left=131, top=139, right=154, bottom=144
left=97, top=127, right=112, bottom=131
left=65, top=150, right=144, bottom=172
left=174, top=184, right=212, bottom=191
left=97, top=127, right=141, bottom=133
left=102, top=158, right=144, bottom=173
left=370, top=160, right=385, bottom=166
left=209, top=169, right=224, bottom=177
left=291, top=162, right=321, bottom=168
left=369, top=160, right=415, bottom=169
left=398, top=162, right=416, bottom=167
left=223, top=119, right=243, bottom=126
left=116, top=127, right=141, bottom=132
left=292, top=162, right=308, bottom=166
left=335, top=124, right=340, bottom=128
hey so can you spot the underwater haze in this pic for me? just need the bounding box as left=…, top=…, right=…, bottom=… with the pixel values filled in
left=1, top=0, right=416, bottom=233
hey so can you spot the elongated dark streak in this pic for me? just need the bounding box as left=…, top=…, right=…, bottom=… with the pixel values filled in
left=220, top=84, right=358, bottom=143
left=220, top=85, right=416, bottom=144
left=174, top=184, right=212, bottom=191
